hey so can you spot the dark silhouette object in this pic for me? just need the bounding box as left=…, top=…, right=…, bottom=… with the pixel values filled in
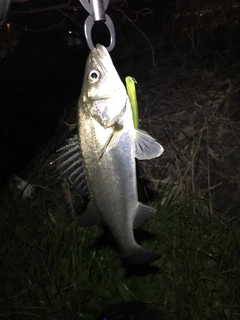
left=96, top=301, right=165, bottom=320
left=0, top=0, right=10, bottom=25
left=94, top=227, right=160, bottom=275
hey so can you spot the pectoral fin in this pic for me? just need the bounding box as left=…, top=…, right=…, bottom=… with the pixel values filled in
left=78, top=200, right=103, bottom=227
left=133, top=202, right=156, bottom=229
left=134, top=129, right=164, bottom=160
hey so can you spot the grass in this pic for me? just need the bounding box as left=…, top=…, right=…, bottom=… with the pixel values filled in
left=0, top=181, right=240, bottom=320
left=1, top=7, right=240, bottom=318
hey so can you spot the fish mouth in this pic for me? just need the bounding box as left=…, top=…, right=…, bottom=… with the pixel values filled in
left=90, top=44, right=112, bottom=75
left=94, top=44, right=109, bottom=57
left=92, top=44, right=111, bottom=66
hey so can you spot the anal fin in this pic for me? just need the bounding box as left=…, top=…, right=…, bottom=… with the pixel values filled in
left=133, top=202, right=156, bottom=229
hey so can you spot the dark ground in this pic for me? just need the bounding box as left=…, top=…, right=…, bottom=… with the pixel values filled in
left=0, top=2, right=240, bottom=319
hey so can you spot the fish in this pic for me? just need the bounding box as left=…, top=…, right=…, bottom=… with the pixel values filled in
left=55, top=44, right=164, bottom=266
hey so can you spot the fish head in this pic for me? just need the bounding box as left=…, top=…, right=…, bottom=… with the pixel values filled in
left=80, top=44, right=127, bottom=128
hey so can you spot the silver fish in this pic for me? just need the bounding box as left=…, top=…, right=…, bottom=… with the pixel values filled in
left=55, top=44, right=164, bottom=266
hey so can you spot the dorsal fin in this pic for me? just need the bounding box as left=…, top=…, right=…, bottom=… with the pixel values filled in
left=52, top=134, right=89, bottom=196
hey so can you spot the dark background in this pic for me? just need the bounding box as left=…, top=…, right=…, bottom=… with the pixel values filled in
left=0, top=0, right=239, bottom=186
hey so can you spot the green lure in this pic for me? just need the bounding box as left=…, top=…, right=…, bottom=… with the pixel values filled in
left=125, top=76, right=139, bottom=129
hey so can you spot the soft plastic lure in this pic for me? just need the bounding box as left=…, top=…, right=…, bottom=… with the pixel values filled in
left=125, top=76, right=139, bottom=129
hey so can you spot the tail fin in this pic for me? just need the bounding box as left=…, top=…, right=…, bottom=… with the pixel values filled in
left=122, top=247, right=160, bottom=267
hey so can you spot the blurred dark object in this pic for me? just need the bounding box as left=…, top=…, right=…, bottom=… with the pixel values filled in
left=172, top=0, right=240, bottom=30
left=96, top=301, right=165, bottom=320
left=0, top=0, right=10, bottom=26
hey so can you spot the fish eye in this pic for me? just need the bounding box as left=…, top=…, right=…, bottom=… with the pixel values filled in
left=88, top=70, right=100, bottom=83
